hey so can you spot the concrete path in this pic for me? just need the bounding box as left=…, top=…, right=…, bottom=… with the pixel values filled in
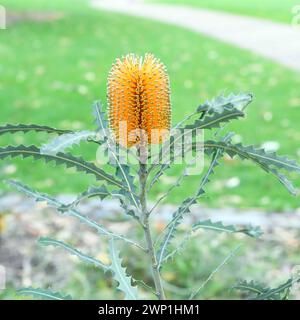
left=92, top=0, right=300, bottom=72
left=2, top=193, right=300, bottom=229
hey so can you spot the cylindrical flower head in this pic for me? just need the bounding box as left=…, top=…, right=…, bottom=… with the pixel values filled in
left=107, top=53, right=171, bottom=147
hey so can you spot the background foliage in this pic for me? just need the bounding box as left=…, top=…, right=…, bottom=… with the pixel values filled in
left=0, top=0, right=299, bottom=210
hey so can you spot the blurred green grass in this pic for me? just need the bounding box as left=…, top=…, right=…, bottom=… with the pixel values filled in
left=148, top=0, right=300, bottom=23
left=0, top=0, right=300, bottom=210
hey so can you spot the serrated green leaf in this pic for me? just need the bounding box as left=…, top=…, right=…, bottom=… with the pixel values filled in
left=203, top=140, right=300, bottom=173
left=192, top=220, right=263, bottom=238
left=58, top=185, right=112, bottom=211
left=240, top=226, right=264, bottom=238
left=0, top=124, right=70, bottom=136
left=38, top=237, right=109, bottom=271
left=193, top=219, right=236, bottom=233
left=156, top=197, right=195, bottom=268
left=183, top=108, right=244, bottom=130
left=158, top=135, right=236, bottom=265
left=202, top=140, right=300, bottom=194
left=172, top=93, right=252, bottom=130
left=6, top=180, right=144, bottom=251
left=234, top=275, right=300, bottom=300
left=152, top=109, right=241, bottom=175
left=0, top=145, right=123, bottom=188
left=41, top=130, right=97, bottom=155
left=234, top=280, right=280, bottom=300
left=255, top=277, right=300, bottom=300
left=148, top=163, right=171, bottom=190
left=197, top=92, right=253, bottom=114
left=17, top=287, right=72, bottom=300
left=269, top=168, right=297, bottom=196
left=109, top=238, right=139, bottom=300
left=151, top=93, right=251, bottom=173
left=234, top=280, right=268, bottom=294
left=156, top=146, right=224, bottom=267
left=58, top=186, right=138, bottom=220
left=116, top=188, right=140, bottom=221
left=161, top=231, right=193, bottom=265
left=115, top=165, right=139, bottom=209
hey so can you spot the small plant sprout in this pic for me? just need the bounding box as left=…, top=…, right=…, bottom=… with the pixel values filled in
left=0, top=53, right=300, bottom=300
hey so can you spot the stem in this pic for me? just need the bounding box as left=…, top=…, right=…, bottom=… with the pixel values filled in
left=139, top=162, right=166, bottom=300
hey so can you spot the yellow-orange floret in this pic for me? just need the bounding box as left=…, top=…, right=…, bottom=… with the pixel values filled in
left=107, top=53, right=171, bottom=147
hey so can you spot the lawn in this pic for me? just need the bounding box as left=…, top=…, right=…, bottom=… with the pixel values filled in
left=148, top=0, right=300, bottom=24
left=0, top=0, right=300, bottom=211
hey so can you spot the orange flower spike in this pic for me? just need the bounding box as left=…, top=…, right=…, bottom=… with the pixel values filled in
left=107, top=53, right=171, bottom=147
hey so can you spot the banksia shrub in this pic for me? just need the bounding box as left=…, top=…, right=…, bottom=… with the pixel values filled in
left=1, top=53, right=300, bottom=300
left=107, top=53, right=171, bottom=147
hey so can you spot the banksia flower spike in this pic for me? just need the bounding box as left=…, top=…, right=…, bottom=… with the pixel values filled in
left=107, top=53, right=171, bottom=147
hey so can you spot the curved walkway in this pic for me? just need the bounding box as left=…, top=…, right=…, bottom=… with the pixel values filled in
left=92, top=0, right=300, bottom=72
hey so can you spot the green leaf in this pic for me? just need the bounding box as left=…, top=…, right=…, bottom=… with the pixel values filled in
left=149, top=170, right=187, bottom=214
left=93, top=101, right=139, bottom=210
left=204, top=140, right=300, bottom=173
left=183, top=108, right=244, bottom=130
left=255, top=277, right=299, bottom=300
left=152, top=93, right=251, bottom=172
left=192, top=220, right=263, bottom=238
left=189, top=244, right=241, bottom=299
left=234, top=280, right=280, bottom=300
left=109, top=238, right=139, bottom=300
left=156, top=196, right=196, bottom=268
left=161, top=231, right=193, bottom=265
left=148, top=163, right=171, bottom=190
left=156, top=135, right=235, bottom=265
left=93, top=100, right=109, bottom=135
left=240, top=226, right=264, bottom=238
left=269, top=168, right=297, bottom=196
left=59, top=185, right=113, bottom=211
left=41, top=130, right=97, bottom=155
left=58, top=186, right=137, bottom=219
left=197, top=92, right=253, bottom=114
left=173, top=93, right=252, bottom=130
left=0, top=145, right=123, bottom=189
left=234, top=280, right=268, bottom=294
left=153, top=109, right=241, bottom=174
left=156, top=145, right=225, bottom=267
left=0, top=124, right=70, bottom=136
left=6, top=180, right=144, bottom=251
left=234, top=275, right=300, bottom=300
left=193, top=220, right=236, bottom=233
left=17, top=287, right=72, bottom=300
left=116, top=189, right=140, bottom=221
left=202, top=140, right=300, bottom=195
left=38, top=237, right=109, bottom=271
